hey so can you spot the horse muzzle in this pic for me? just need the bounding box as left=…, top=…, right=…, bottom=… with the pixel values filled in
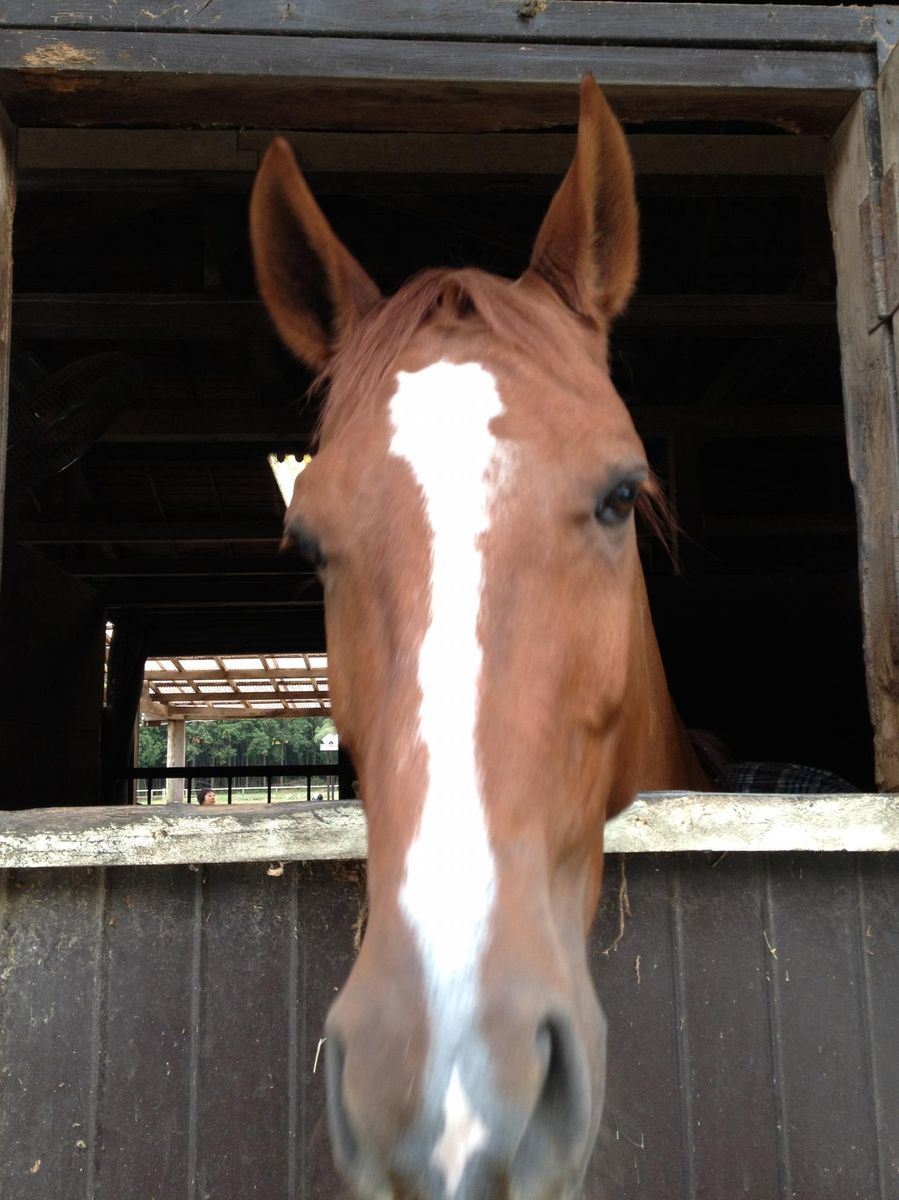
left=324, top=971, right=607, bottom=1200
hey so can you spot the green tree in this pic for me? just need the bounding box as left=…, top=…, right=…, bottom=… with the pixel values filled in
left=138, top=716, right=339, bottom=767
left=137, top=723, right=166, bottom=767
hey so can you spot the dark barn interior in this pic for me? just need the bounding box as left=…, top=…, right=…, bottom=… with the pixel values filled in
left=2, top=0, right=894, bottom=805
left=0, top=133, right=873, bottom=801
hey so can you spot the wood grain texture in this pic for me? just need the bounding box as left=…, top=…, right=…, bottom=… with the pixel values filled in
left=0, top=31, right=874, bottom=133
left=0, top=2, right=875, bottom=50
left=827, top=92, right=899, bottom=789
left=2, top=794, right=899, bottom=869
left=0, top=103, right=14, bottom=602
left=2, top=855, right=897, bottom=1198
left=0, top=868, right=106, bottom=1200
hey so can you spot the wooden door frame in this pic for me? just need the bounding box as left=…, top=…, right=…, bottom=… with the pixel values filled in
left=0, top=6, right=897, bottom=786
left=827, top=57, right=899, bottom=789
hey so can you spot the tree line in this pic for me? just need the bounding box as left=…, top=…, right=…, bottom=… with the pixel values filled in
left=138, top=716, right=338, bottom=767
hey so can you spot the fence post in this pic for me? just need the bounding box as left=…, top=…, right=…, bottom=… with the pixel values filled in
left=166, top=719, right=186, bottom=804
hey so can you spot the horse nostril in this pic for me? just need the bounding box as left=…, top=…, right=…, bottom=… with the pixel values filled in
left=515, top=1015, right=594, bottom=1188
left=325, top=1034, right=362, bottom=1176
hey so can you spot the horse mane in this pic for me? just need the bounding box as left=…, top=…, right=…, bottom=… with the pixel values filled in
left=315, top=267, right=593, bottom=443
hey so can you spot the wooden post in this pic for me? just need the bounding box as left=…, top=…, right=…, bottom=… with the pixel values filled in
left=102, top=613, right=149, bottom=804
left=166, top=718, right=186, bottom=804
left=0, top=103, right=16, bottom=598
left=879, top=46, right=899, bottom=365
left=827, top=87, right=899, bottom=790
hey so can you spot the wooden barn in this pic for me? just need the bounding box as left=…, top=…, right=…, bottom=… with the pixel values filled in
left=0, top=4, right=898, bottom=1197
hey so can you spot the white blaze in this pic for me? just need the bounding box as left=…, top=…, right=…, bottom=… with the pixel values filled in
left=389, top=360, right=506, bottom=1195
left=432, top=1068, right=489, bottom=1196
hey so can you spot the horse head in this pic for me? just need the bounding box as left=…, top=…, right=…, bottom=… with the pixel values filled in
left=251, top=77, right=704, bottom=1200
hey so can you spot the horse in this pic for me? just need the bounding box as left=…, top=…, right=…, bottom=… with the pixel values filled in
left=250, top=77, right=708, bottom=1200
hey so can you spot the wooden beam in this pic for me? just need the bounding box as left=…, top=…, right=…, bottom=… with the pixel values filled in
left=92, top=404, right=845, bottom=448
left=0, top=104, right=14, bottom=599
left=0, top=3, right=875, bottom=51
left=143, top=702, right=331, bottom=721
left=145, top=669, right=326, bottom=684
left=67, top=557, right=310, bottom=579
left=17, top=128, right=829, bottom=177
left=703, top=514, right=856, bottom=538
left=18, top=520, right=281, bottom=544
left=12, top=293, right=836, bottom=341
left=826, top=91, right=899, bottom=790
left=1, top=792, right=898, bottom=870
left=102, top=612, right=148, bottom=805
left=100, top=410, right=314, bottom=446
left=0, top=31, right=875, bottom=134
left=12, top=295, right=267, bottom=341
left=100, top=581, right=317, bottom=606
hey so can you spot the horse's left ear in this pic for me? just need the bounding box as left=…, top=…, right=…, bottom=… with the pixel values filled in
left=523, top=76, right=638, bottom=326
left=250, top=138, right=382, bottom=371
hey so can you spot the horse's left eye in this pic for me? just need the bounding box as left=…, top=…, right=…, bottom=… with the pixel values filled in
left=285, top=519, right=327, bottom=569
left=594, top=480, right=640, bottom=526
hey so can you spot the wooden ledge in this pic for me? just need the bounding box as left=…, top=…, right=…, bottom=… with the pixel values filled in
left=0, top=793, right=897, bottom=869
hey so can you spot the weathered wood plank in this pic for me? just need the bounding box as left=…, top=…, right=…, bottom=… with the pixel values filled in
left=294, top=863, right=363, bottom=1200
left=826, top=92, right=899, bottom=789
left=673, top=854, right=782, bottom=1197
left=0, top=868, right=105, bottom=1199
left=3, top=855, right=898, bottom=1194
left=197, top=862, right=296, bottom=1198
left=856, top=853, right=899, bottom=1194
left=768, top=854, right=882, bottom=1198
left=0, top=1, right=875, bottom=51
left=0, top=103, right=14, bottom=602
left=879, top=45, right=899, bottom=329
left=16, top=128, right=829, bottom=177
left=589, top=856, right=684, bottom=1197
left=93, top=866, right=198, bottom=1200
left=0, top=31, right=874, bottom=133
left=1, top=794, right=898, bottom=869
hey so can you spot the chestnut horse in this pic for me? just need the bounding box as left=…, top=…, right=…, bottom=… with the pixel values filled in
left=251, top=78, right=707, bottom=1200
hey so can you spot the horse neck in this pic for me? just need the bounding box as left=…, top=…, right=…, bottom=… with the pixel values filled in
left=611, top=568, right=708, bottom=813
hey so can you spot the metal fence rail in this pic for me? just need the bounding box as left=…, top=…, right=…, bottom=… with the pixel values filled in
left=124, top=763, right=355, bottom=805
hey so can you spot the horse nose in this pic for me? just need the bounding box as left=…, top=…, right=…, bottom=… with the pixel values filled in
left=325, top=992, right=602, bottom=1200
left=513, top=1010, right=597, bottom=1187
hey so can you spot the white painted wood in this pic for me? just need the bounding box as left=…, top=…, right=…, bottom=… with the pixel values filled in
left=165, top=719, right=186, bottom=805
left=1, top=794, right=897, bottom=869
left=608, top=792, right=899, bottom=853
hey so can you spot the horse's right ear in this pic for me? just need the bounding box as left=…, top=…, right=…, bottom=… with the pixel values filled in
left=250, top=138, right=381, bottom=371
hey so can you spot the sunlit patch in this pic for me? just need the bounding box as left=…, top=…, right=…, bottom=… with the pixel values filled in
left=267, top=452, right=311, bottom=505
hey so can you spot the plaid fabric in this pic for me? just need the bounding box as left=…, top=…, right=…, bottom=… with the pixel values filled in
left=719, top=762, right=857, bottom=794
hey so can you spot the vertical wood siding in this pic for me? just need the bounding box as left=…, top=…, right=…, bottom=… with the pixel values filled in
left=1, top=854, right=896, bottom=1200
